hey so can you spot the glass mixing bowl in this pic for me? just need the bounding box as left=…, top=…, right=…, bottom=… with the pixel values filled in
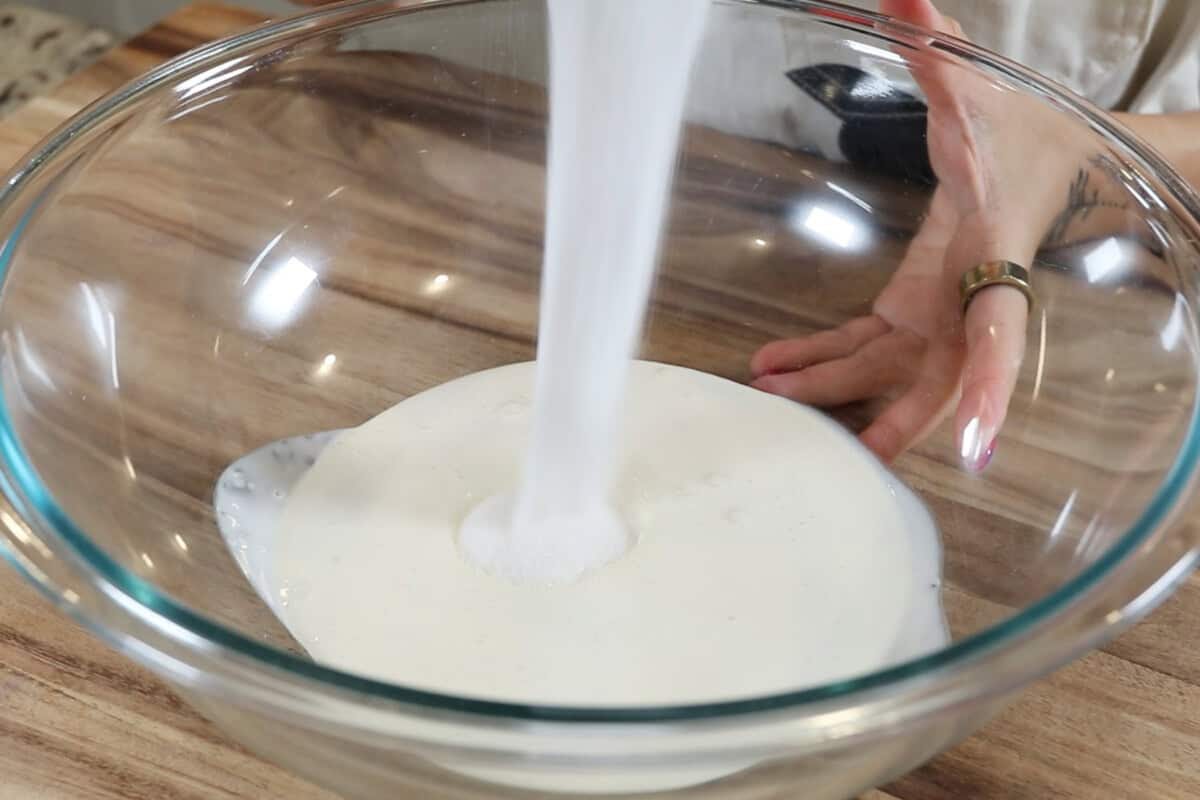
left=1, top=1, right=1199, bottom=797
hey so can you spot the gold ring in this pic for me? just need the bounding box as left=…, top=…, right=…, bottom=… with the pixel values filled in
left=959, top=261, right=1034, bottom=315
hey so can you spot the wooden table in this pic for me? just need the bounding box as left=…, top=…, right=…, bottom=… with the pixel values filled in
left=0, top=3, right=1198, bottom=798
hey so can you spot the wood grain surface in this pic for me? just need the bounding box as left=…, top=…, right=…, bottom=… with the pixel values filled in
left=0, top=3, right=1198, bottom=799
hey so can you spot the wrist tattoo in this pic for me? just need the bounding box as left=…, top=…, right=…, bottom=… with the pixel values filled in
left=1044, top=154, right=1128, bottom=246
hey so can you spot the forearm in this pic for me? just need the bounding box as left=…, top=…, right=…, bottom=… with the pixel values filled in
left=1114, top=112, right=1200, bottom=189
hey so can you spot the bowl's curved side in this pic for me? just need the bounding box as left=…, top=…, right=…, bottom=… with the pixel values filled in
left=0, top=1, right=1198, bottom=796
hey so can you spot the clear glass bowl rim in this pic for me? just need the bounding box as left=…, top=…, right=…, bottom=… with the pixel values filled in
left=0, top=0, right=1198, bottom=726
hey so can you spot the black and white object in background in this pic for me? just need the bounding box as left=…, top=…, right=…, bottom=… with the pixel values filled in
left=787, top=63, right=935, bottom=186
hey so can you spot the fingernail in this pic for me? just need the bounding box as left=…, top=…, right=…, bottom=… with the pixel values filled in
left=959, top=417, right=997, bottom=472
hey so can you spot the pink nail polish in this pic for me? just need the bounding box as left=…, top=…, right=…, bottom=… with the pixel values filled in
left=977, top=438, right=996, bottom=471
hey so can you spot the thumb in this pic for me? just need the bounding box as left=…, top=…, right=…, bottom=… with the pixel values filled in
left=878, top=0, right=968, bottom=115
left=879, top=0, right=959, bottom=35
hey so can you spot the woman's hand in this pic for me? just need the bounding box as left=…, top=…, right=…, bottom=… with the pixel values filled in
left=752, top=0, right=1094, bottom=470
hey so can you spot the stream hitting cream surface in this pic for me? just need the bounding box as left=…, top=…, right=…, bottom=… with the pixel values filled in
left=459, top=0, right=709, bottom=582
left=271, top=361, right=945, bottom=705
